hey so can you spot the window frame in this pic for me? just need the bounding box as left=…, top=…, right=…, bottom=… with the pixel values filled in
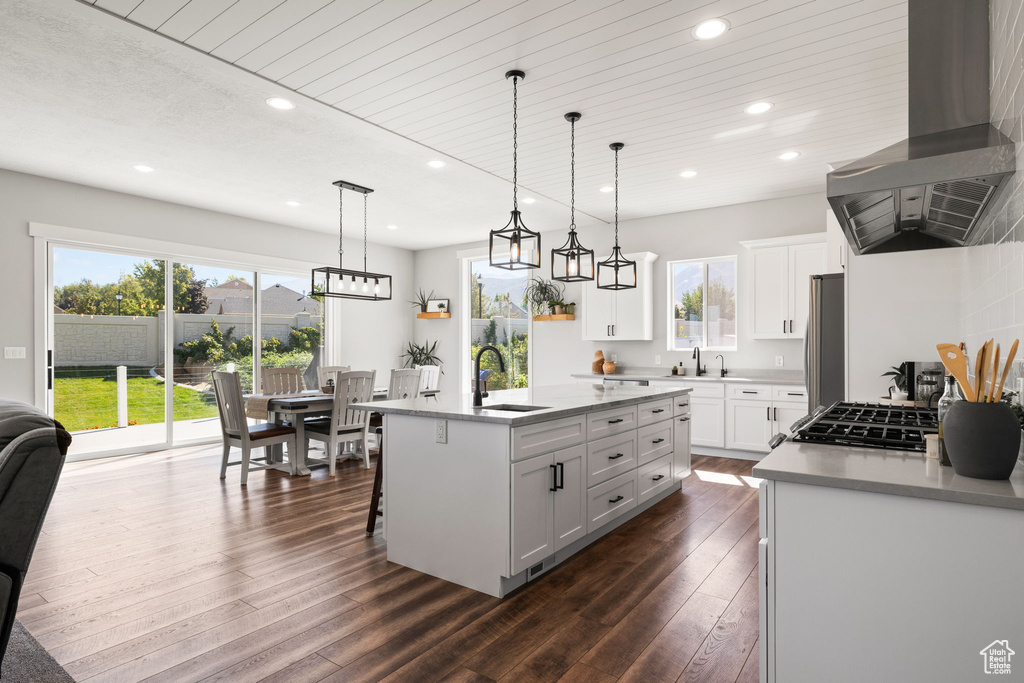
left=665, top=254, right=738, bottom=353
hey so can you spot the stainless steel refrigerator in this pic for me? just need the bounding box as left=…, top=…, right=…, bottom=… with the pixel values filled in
left=804, top=273, right=844, bottom=413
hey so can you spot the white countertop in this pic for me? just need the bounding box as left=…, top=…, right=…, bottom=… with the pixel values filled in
left=353, top=383, right=691, bottom=426
left=572, top=368, right=806, bottom=386
left=754, top=440, right=1024, bottom=511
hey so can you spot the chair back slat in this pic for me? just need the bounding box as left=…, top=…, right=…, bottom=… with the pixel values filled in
left=317, top=365, right=351, bottom=388
left=415, top=365, right=440, bottom=393
left=330, top=370, right=376, bottom=429
left=263, top=367, right=305, bottom=394
left=388, top=369, right=422, bottom=401
left=212, top=371, right=246, bottom=438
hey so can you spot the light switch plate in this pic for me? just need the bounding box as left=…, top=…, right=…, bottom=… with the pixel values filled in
left=611, top=353, right=618, bottom=363
left=3, top=347, right=26, bottom=359
left=775, top=355, right=784, bottom=367
left=654, top=355, right=661, bottom=365
left=435, top=420, right=447, bottom=444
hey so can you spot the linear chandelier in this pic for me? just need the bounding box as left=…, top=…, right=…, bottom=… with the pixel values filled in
left=552, top=112, right=594, bottom=282
left=489, top=69, right=541, bottom=270
left=310, top=180, right=393, bottom=301
left=596, top=143, right=637, bottom=290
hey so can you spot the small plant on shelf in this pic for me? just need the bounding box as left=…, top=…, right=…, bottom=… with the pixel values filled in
left=436, top=302, right=447, bottom=313
left=409, top=288, right=434, bottom=313
left=523, top=277, right=564, bottom=316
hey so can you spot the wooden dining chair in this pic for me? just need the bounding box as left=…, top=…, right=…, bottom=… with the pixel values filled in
left=262, top=367, right=305, bottom=394
left=305, top=370, right=377, bottom=474
left=415, top=364, right=440, bottom=396
left=388, top=368, right=422, bottom=400
left=212, top=371, right=297, bottom=485
left=317, top=365, right=351, bottom=388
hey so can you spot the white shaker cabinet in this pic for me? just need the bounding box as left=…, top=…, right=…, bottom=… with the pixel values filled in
left=688, top=397, right=725, bottom=448
left=726, top=398, right=774, bottom=453
left=744, top=236, right=826, bottom=340
left=581, top=252, right=658, bottom=341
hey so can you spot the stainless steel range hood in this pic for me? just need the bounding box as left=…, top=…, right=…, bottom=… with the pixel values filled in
left=827, top=0, right=1017, bottom=255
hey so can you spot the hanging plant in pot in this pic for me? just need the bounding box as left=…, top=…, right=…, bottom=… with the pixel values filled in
left=523, top=277, right=564, bottom=317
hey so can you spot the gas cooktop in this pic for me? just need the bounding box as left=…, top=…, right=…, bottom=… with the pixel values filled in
left=790, top=401, right=939, bottom=452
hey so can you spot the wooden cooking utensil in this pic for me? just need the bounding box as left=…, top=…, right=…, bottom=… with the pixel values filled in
left=975, top=342, right=988, bottom=402
left=936, top=343, right=976, bottom=402
left=993, top=338, right=1019, bottom=402
left=988, top=344, right=1000, bottom=402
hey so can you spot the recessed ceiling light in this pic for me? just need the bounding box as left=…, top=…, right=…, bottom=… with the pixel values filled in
left=778, top=151, right=801, bottom=160
left=132, top=164, right=154, bottom=173
left=286, top=201, right=301, bottom=207
left=680, top=170, right=698, bottom=178
left=600, top=186, right=614, bottom=193
left=266, top=97, right=295, bottom=110
left=522, top=197, right=535, bottom=204
left=387, top=224, right=398, bottom=230
left=744, top=101, right=774, bottom=115
left=427, top=160, right=446, bottom=168
left=693, top=18, right=730, bottom=40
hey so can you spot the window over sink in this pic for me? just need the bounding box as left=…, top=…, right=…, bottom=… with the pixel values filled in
left=667, top=256, right=737, bottom=351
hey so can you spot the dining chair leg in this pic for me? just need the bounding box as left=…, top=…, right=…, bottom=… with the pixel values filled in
left=220, top=441, right=230, bottom=479
left=328, top=437, right=337, bottom=477
left=241, top=444, right=251, bottom=486
left=361, top=425, right=371, bottom=469
left=366, top=428, right=384, bottom=537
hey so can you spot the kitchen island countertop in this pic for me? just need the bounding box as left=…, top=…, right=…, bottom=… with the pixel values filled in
left=353, top=383, right=691, bottom=426
left=754, top=440, right=1024, bottom=511
left=571, top=369, right=806, bottom=385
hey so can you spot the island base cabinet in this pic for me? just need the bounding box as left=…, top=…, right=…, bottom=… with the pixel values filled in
left=587, top=470, right=637, bottom=534
left=637, top=453, right=673, bottom=504
left=552, top=446, right=587, bottom=553
left=760, top=480, right=1024, bottom=682
left=673, top=413, right=691, bottom=482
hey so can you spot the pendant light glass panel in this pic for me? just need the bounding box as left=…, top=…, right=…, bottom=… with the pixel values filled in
left=597, top=142, right=636, bottom=291
left=311, top=180, right=393, bottom=301
left=552, top=112, right=594, bottom=282
left=490, top=70, right=541, bottom=270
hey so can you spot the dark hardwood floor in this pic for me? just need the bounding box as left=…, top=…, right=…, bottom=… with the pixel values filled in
left=19, top=445, right=761, bottom=682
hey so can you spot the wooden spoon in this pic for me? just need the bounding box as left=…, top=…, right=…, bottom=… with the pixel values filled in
left=988, top=344, right=1000, bottom=402
left=993, top=339, right=1019, bottom=402
left=936, top=343, right=976, bottom=402
left=975, top=342, right=988, bottom=402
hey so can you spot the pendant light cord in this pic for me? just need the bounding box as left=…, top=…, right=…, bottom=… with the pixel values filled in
left=512, top=74, right=518, bottom=211
left=363, top=192, right=368, bottom=272
left=613, top=144, right=619, bottom=246
left=338, top=185, right=344, bottom=269
left=569, top=116, right=576, bottom=231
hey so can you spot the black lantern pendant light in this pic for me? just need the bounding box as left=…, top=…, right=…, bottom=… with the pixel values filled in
left=489, top=70, right=541, bottom=270
left=551, top=112, right=594, bottom=282
left=310, top=180, right=393, bottom=301
left=596, top=142, right=637, bottom=290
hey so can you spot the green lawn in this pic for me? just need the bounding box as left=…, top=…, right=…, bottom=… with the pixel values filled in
left=54, top=369, right=217, bottom=432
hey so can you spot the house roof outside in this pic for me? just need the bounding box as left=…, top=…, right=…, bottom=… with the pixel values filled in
left=204, top=282, right=321, bottom=318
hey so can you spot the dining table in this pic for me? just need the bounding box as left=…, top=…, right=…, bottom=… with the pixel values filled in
left=247, top=387, right=439, bottom=476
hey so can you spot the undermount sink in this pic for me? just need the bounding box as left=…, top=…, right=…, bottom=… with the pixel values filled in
left=478, top=404, right=550, bottom=412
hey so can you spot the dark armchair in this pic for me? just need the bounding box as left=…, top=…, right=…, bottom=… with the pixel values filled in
left=0, top=400, right=70, bottom=671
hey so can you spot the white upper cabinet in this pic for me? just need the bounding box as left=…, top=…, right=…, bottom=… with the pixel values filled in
left=743, top=235, right=826, bottom=340
left=581, top=252, right=658, bottom=341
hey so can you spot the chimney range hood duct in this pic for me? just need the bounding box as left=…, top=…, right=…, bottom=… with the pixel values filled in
left=827, top=0, right=1016, bottom=255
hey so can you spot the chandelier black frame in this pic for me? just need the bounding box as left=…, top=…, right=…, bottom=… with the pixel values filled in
left=596, top=142, right=637, bottom=290
left=551, top=112, right=594, bottom=282
left=490, top=69, right=541, bottom=270
left=311, top=180, right=393, bottom=301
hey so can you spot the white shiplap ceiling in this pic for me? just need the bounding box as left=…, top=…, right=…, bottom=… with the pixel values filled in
left=3, top=0, right=908, bottom=248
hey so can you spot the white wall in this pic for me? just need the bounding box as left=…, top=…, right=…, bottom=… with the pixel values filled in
left=0, top=168, right=414, bottom=405
left=413, top=192, right=828, bottom=391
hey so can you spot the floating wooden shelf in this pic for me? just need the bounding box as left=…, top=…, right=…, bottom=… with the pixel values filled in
left=533, top=314, right=576, bottom=321
left=417, top=312, right=451, bottom=319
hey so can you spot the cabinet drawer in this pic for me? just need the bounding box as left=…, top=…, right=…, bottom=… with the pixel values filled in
left=773, top=385, right=808, bottom=402
left=673, top=394, right=691, bottom=417
left=637, top=398, right=673, bottom=426
left=586, top=431, right=638, bottom=488
left=638, top=453, right=674, bottom=504
left=587, top=405, right=638, bottom=440
left=637, top=420, right=673, bottom=466
left=681, top=381, right=725, bottom=398
left=587, top=470, right=637, bottom=534
left=726, top=384, right=773, bottom=400
left=512, top=414, right=586, bottom=462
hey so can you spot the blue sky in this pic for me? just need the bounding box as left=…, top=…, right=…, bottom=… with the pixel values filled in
left=53, top=247, right=308, bottom=292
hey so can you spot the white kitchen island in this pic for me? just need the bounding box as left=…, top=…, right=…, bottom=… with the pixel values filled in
left=355, top=383, right=692, bottom=597
left=754, top=442, right=1024, bottom=682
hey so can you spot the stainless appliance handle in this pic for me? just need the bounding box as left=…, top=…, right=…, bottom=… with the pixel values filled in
left=805, top=276, right=820, bottom=413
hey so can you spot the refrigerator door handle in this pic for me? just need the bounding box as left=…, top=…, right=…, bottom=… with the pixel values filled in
left=805, top=277, right=819, bottom=414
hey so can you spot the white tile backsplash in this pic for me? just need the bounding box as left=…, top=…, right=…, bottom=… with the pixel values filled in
left=959, top=0, right=1024, bottom=395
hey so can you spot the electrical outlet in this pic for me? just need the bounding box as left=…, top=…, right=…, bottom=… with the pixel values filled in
left=611, top=353, right=618, bottom=363
left=3, top=347, right=26, bottom=359
left=775, top=355, right=784, bottom=367
left=654, top=355, right=661, bottom=365
left=435, top=420, right=447, bottom=444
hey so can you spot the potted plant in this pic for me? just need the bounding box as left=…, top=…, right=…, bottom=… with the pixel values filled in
left=409, top=288, right=434, bottom=313
left=436, top=301, right=447, bottom=313
left=564, top=302, right=576, bottom=315
left=882, top=363, right=909, bottom=401
left=548, top=300, right=565, bottom=315
left=400, top=339, right=444, bottom=372
left=523, top=277, right=564, bottom=316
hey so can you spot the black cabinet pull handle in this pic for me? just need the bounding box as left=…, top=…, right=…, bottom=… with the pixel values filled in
left=742, top=390, right=757, bottom=394
left=557, top=462, right=565, bottom=490
left=790, top=319, right=794, bottom=334
left=766, top=407, right=770, bottom=421
left=774, top=407, right=778, bottom=421
left=787, top=392, right=803, bottom=396
left=608, top=495, right=624, bottom=503
left=652, top=438, right=665, bottom=444
left=678, top=416, right=690, bottom=422
left=549, top=464, right=558, bottom=492
left=652, top=408, right=665, bottom=413
left=652, top=474, right=665, bottom=481
left=783, top=319, right=786, bottom=333
left=608, top=453, right=625, bottom=460
left=608, top=418, right=624, bottom=424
